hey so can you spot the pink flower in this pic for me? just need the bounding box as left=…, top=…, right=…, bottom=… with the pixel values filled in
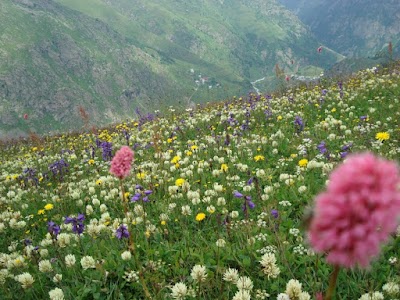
left=308, top=152, right=400, bottom=268
left=110, top=146, right=134, bottom=179
left=317, top=46, right=323, bottom=53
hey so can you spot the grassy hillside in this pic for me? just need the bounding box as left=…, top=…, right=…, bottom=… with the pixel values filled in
left=0, top=62, right=399, bottom=299
left=0, top=0, right=343, bottom=136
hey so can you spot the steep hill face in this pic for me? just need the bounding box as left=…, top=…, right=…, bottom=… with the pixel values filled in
left=0, top=0, right=343, bottom=136
left=278, top=0, right=400, bottom=57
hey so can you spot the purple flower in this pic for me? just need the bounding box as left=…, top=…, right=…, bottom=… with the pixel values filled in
left=360, top=116, right=367, bottom=121
left=317, top=141, right=328, bottom=154
left=271, top=209, right=279, bottom=219
left=115, top=224, right=130, bottom=240
left=130, top=193, right=141, bottom=202
left=340, top=151, right=348, bottom=159
left=321, top=89, right=328, bottom=96
left=233, top=191, right=243, bottom=198
left=65, top=214, right=85, bottom=235
left=47, top=221, right=61, bottom=237
left=294, top=116, right=304, bottom=133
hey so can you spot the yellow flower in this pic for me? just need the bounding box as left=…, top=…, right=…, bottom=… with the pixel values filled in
left=254, top=155, right=265, bottom=162
left=190, top=145, right=198, bottom=151
left=186, top=151, right=193, bottom=156
left=44, top=204, right=54, bottom=211
left=298, top=159, right=309, bottom=167
left=136, top=172, right=146, bottom=180
left=175, top=178, right=185, bottom=187
left=88, top=159, right=95, bottom=165
left=331, top=107, right=336, bottom=113
left=277, top=115, right=283, bottom=121
left=196, top=213, right=206, bottom=222
left=171, top=156, right=181, bottom=164
left=161, top=220, right=166, bottom=226
left=167, top=138, right=173, bottom=143
left=375, top=132, right=390, bottom=142
left=38, top=209, right=45, bottom=215
left=96, top=179, right=103, bottom=185
left=221, top=164, right=228, bottom=172
left=124, top=192, right=130, bottom=199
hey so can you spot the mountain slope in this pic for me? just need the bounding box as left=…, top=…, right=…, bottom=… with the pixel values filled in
left=278, top=0, right=400, bottom=57
left=0, top=0, right=343, bottom=136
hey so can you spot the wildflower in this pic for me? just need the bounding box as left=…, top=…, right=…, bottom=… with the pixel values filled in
left=285, top=279, right=302, bottom=299
left=271, top=209, right=279, bottom=219
left=221, top=163, right=228, bottom=172
left=232, top=290, right=251, bottom=300
left=236, top=276, right=253, bottom=291
left=375, top=132, right=390, bottom=142
left=38, top=260, right=53, bottom=273
left=15, top=272, right=34, bottom=289
left=277, top=294, right=290, bottom=300
left=308, top=153, right=400, bottom=268
left=88, top=159, right=95, bottom=165
left=298, top=159, right=308, bottom=167
left=294, top=116, right=305, bottom=133
left=136, top=172, right=146, bottom=180
left=216, top=239, right=226, bottom=248
left=175, top=178, right=185, bottom=187
left=80, top=256, right=96, bottom=270
left=65, top=254, right=76, bottom=267
left=64, top=214, right=85, bottom=235
left=358, top=292, right=384, bottom=300
left=121, top=251, right=132, bottom=261
left=190, top=265, right=207, bottom=283
left=115, top=224, right=130, bottom=240
left=234, top=191, right=244, bottom=198
left=49, top=287, right=64, bottom=300
left=38, top=209, right=45, bottom=215
left=223, top=268, right=239, bottom=283
left=195, top=213, right=206, bottom=222
left=171, top=282, right=188, bottom=300
left=110, top=146, right=134, bottom=179
left=259, top=253, right=280, bottom=279
left=44, top=204, right=54, bottom=211
left=382, top=282, right=400, bottom=296
left=254, top=155, right=265, bottom=162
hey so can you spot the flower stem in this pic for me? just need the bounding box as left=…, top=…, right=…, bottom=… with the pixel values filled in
left=325, top=265, right=340, bottom=300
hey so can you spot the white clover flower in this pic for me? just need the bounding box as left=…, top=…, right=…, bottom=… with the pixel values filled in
left=260, top=253, right=280, bottom=279
left=382, top=281, right=400, bottom=296
left=299, top=291, right=311, bottom=300
left=286, top=279, right=302, bottom=300
left=52, top=274, right=62, bottom=283
left=181, top=205, right=192, bottom=216
left=277, top=293, right=290, bottom=300
left=170, top=282, right=188, bottom=300
left=38, top=259, right=53, bottom=273
left=15, top=272, right=34, bottom=289
left=358, top=291, right=384, bottom=300
left=216, top=239, right=226, bottom=248
left=232, top=289, right=251, bottom=300
left=223, top=268, right=239, bottom=284
left=121, top=251, right=132, bottom=261
left=80, top=256, right=96, bottom=270
left=190, top=265, right=207, bottom=283
left=49, top=287, right=64, bottom=300
left=236, top=276, right=253, bottom=291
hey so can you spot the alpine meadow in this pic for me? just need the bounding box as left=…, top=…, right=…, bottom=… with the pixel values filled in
left=1, top=0, right=400, bottom=300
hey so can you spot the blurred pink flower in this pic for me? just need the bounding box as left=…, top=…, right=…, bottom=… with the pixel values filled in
left=110, top=146, right=134, bottom=179
left=308, top=152, right=400, bottom=268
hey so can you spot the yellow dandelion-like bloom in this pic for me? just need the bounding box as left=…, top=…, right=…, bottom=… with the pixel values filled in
left=375, top=132, right=390, bottom=142
left=254, top=155, right=265, bottom=162
left=196, top=213, right=206, bottom=222
left=44, top=204, right=54, bottom=211
left=88, top=159, right=95, bottom=165
left=298, top=159, right=309, bottom=168
left=38, top=209, right=45, bottom=215
left=190, top=145, right=198, bottom=151
left=136, top=172, right=146, bottom=180
left=95, top=179, right=102, bottom=185
left=161, top=220, right=166, bottom=226
left=221, top=164, right=228, bottom=172
left=175, top=178, right=185, bottom=187
left=167, top=138, right=173, bottom=143
left=277, top=115, right=283, bottom=121
left=171, top=156, right=181, bottom=164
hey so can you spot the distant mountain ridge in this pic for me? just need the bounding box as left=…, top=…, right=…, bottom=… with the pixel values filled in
left=278, top=0, right=400, bottom=57
left=0, top=0, right=343, bottom=136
